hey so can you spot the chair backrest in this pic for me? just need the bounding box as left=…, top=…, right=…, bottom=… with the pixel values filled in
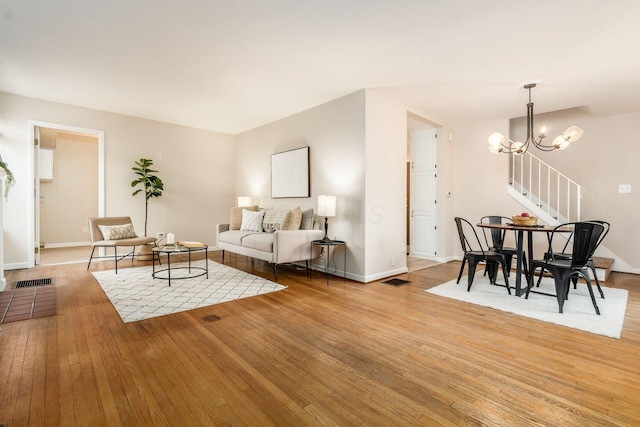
left=455, top=217, right=486, bottom=254
left=480, top=215, right=510, bottom=250
left=549, top=221, right=605, bottom=268
left=88, top=216, right=134, bottom=243
left=571, top=221, right=606, bottom=267
left=559, top=220, right=610, bottom=257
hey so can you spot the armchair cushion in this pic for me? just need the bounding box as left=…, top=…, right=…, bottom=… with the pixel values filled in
left=97, top=223, right=137, bottom=240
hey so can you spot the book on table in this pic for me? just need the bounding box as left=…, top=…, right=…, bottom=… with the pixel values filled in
left=177, top=241, right=205, bottom=248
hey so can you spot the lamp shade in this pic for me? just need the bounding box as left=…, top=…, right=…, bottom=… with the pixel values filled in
left=552, top=135, right=571, bottom=150
left=237, top=196, right=252, bottom=207
left=562, top=125, right=584, bottom=142
left=317, top=195, right=336, bottom=217
left=488, top=132, right=505, bottom=150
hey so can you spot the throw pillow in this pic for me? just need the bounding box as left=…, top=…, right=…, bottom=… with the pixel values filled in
left=281, top=207, right=303, bottom=230
left=300, top=208, right=314, bottom=230
left=262, top=207, right=289, bottom=232
left=240, top=209, right=266, bottom=232
left=230, top=205, right=258, bottom=230
left=98, top=223, right=137, bottom=240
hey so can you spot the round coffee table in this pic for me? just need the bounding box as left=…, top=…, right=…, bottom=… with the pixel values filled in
left=151, top=244, right=208, bottom=286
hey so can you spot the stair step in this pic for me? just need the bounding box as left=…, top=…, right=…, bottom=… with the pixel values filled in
left=592, top=256, right=614, bottom=270
left=593, top=257, right=614, bottom=282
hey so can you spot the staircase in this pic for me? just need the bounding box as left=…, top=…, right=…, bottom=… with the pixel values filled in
left=507, top=151, right=613, bottom=281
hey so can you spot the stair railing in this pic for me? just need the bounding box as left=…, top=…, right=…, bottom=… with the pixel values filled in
left=509, top=151, right=581, bottom=223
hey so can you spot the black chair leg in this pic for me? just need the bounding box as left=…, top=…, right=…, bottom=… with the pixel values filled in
left=87, top=247, right=96, bottom=270
left=221, top=250, right=225, bottom=264
left=549, top=268, right=574, bottom=313
left=273, top=264, right=278, bottom=282
left=114, top=247, right=118, bottom=273
left=486, top=262, right=498, bottom=285
left=589, top=261, right=605, bottom=299
left=500, top=262, right=511, bottom=295
left=580, top=271, right=601, bottom=315
left=466, top=262, right=478, bottom=291
left=456, top=259, right=467, bottom=284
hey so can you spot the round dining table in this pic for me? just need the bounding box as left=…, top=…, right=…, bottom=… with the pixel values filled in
left=476, top=222, right=573, bottom=297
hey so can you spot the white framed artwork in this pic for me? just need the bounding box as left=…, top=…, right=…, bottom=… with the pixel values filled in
left=271, top=146, right=310, bottom=198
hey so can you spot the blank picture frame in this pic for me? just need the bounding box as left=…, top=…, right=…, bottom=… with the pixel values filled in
left=271, top=146, right=310, bottom=198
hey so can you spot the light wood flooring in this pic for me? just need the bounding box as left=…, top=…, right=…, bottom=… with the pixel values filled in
left=2, top=252, right=640, bottom=426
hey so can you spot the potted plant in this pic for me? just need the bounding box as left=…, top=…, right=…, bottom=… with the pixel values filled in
left=0, top=155, right=16, bottom=200
left=131, top=159, right=164, bottom=262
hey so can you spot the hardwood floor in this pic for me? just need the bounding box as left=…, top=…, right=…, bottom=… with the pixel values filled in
left=2, top=253, right=640, bottom=426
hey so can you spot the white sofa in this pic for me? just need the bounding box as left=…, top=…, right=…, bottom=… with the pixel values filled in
left=216, top=206, right=323, bottom=280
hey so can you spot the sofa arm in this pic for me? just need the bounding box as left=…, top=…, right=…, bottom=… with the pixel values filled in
left=217, top=223, right=230, bottom=234
left=273, top=229, right=324, bottom=264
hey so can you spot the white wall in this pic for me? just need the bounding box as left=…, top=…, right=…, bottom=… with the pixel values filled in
left=235, top=90, right=367, bottom=279
left=452, top=118, right=528, bottom=256
left=364, top=90, right=408, bottom=281
left=0, top=91, right=236, bottom=269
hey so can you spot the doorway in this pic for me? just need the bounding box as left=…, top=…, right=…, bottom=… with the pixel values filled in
left=28, top=121, right=105, bottom=268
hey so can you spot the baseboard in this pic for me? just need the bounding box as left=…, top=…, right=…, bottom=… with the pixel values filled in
left=43, top=241, right=91, bottom=249
left=5, top=262, right=29, bottom=270
left=362, top=267, right=408, bottom=283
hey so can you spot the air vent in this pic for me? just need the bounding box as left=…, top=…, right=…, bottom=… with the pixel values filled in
left=382, top=278, right=410, bottom=286
left=15, top=278, right=54, bottom=288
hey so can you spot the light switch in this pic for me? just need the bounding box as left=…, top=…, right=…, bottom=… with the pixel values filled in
left=619, top=184, right=631, bottom=193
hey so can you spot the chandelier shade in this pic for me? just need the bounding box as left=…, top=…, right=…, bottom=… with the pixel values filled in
left=488, top=83, right=584, bottom=155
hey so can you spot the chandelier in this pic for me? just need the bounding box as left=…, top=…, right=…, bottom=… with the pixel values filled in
left=488, top=83, right=584, bottom=155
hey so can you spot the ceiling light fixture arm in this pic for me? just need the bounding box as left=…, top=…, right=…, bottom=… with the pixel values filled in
left=488, top=83, right=584, bottom=155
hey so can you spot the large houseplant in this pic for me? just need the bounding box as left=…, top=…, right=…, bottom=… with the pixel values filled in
left=131, top=158, right=164, bottom=237
left=0, top=155, right=16, bottom=200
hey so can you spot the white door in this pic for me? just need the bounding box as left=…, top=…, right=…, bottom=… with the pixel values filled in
left=34, top=126, right=41, bottom=265
left=410, top=129, right=437, bottom=258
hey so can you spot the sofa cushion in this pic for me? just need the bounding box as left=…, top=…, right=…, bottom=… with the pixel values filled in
left=240, top=209, right=266, bottom=232
left=281, top=207, right=302, bottom=230
left=218, top=230, right=260, bottom=246
left=300, top=208, right=314, bottom=230
left=230, top=205, right=258, bottom=230
left=241, top=233, right=274, bottom=253
left=262, top=208, right=288, bottom=232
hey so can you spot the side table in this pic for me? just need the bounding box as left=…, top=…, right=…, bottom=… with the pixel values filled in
left=311, top=239, right=347, bottom=285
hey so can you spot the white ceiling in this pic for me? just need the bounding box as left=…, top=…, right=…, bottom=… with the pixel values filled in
left=2, top=0, right=640, bottom=134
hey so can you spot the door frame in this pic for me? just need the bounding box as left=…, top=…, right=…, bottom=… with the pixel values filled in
left=27, top=120, right=105, bottom=268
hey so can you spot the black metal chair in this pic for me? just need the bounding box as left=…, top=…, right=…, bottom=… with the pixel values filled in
left=526, top=221, right=606, bottom=314
left=480, top=215, right=526, bottom=277
left=534, top=220, right=610, bottom=299
left=454, top=217, right=511, bottom=294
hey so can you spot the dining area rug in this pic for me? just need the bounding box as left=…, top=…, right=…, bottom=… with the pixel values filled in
left=92, top=260, right=286, bottom=323
left=427, top=274, right=628, bottom=338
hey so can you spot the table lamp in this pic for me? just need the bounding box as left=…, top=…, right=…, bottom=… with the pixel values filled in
left=237, top=196, right=252, bottom=207
left=317, top=195, right=336, bottom=242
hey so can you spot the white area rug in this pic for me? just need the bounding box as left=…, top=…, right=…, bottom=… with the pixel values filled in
left=427, top=274, right=628, bottom=338
left=92, top=260, right=286, bottom=323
